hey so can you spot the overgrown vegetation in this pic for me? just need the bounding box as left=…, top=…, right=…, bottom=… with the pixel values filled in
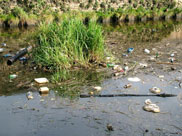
left=32, top=17, right=104, bottom=81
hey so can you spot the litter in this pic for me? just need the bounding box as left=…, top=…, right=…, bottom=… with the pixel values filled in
left=1, top=43, right=6, bottom=46
left=34, top=78, right=49, bottom=84
left=124, top=83, right=132, bottom=88
left=144, top=49, right=150, bottom=54
left=107, top=64, right=115, bottom=67
left=39, top=87, right=49, bottom=94
left=19, top=57, right=27, bottom=61
left=9, top=74, right=17, bottom=79
left=0, top=48, right=4, bottom=53
left=143, top=103, right=160, bottom=113
left=139, top=63, right=148, bottom=68
left=93, top=86, right=102, bottom=91
left=26, top=91, right=34, bottom=100
left=145, top=99, right=152, bottom=105
left=170, top=53, right=175, bottom=57
left=3, top=54, right=13, bottom=58
left=149, top=87, right=162, bottom=94
left=127, top=48, right=134, bottom=53
left=128, top=77, right=141, bottom=82
left=124, top=66, right=129, bottom=71
left=107, top=124, right=114, bottom=131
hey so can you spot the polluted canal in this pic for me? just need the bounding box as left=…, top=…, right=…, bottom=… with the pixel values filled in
left=0, top=21, right=182, bottom=136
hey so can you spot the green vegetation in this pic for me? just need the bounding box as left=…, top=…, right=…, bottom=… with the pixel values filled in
left=32, top=17, right=104, bottom=81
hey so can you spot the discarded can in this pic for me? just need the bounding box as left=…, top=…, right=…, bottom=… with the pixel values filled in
left=127, top=48, right=134, bottom=53
left=144, top=49, right=150, bottom=54
left=0, top=48, right=4, bottom=53
left=9, top=74, right=17, bottom=79
left=26, top=91, right=34, bottom=100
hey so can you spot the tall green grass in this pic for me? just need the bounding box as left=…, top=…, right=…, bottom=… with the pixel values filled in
left=32, top=17, right=104, bottom=81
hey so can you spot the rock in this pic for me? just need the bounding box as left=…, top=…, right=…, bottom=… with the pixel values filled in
left=107, top=124, right=114, bottom=131
left=149, top=87, right=162, bottom=94
left=143, top=104, right=160, bottom=113
left=34, top=78, right=49, bottom=84
left=39, top=87, right=49, bottom=94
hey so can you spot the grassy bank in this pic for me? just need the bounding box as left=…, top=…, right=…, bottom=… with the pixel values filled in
left=32, top=17, right=105, bottom=81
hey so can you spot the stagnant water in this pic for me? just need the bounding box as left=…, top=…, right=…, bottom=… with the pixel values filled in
left=0, top=21, right=182, bottom=136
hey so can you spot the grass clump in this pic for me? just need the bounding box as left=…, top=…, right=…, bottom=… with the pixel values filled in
left=32, top=17, right=104, bottom=81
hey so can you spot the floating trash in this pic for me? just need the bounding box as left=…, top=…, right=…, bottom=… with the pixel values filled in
left=107, top=124, right=114, bottom=131
left=124, top=83, right=132, bottom=89
left=34, top=78, right=49, bottom=84
left=145, top=99, right=152, bottom=105
left=139, top=63, right=148, bottom=68
left=143, top=103, right=160, bottom=113
left=128, top=77, right=141, bottom=82
left=170, top=53, right=175, bottom=57
left=127, top=48, right=134, bottom=53
left=149, top=87, right=162, bottom=94
left=107, top=64, right=115, bottom=67
left=26, top=91, right=34, bottom=100
left=39, top=87, right=49, bottom=94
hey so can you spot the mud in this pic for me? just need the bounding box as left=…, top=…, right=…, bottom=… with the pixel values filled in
left=0, top=21, right=182, bottom=136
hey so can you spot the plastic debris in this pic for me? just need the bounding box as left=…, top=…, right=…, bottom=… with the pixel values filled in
left=149, top=56, right=155, bottom=62
left=124, top=66, right=129, bottom=71
left=122, top=53, right=128, bottom=57
left=26, top=91, right=34, bottom=100
left=0, top=48, right=4, bottom=53
left=143, top=103, right=160, bottom=113
left=39, top=87, right=49, bottom=94
left=127, top=48, right=134, bottom=53
left=34, top=78, right=49, bottom=84
left=149, top=87, right=162, bottom=94
left=107, top=64, right=115, bottom=67
left=89, top=91, right=94, bottom=95
left=128, top=77, right=141, bottom=82
left=170, top=53, right=175, bottom=57
left=145, top=99, right=152, bottom=105
left=170, top=58, right=174, bottom=63
left=19, top=57, right=27, bottom=61
left=93, top=86, right=102, bottom=91
left=144, top=49, right=150, bottom=54
left=3, top=54, right=13, bottom=58
left=158, top=75, right=164, bottom=78
left=124, top=83, right=132, bottom=88
left=9, top=74, right=17, bottom=79
left=1, top=43, right=6, bottom=47
left=139, top=63, right=148, bottom=68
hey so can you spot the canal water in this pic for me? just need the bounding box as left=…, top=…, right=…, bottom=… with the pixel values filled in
left=0, top=20, right=182, bottom=136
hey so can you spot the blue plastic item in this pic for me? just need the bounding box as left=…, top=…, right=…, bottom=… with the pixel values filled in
left=3, top=54, right=13, bottom=58
left=127, top=48, right=134, bottom=53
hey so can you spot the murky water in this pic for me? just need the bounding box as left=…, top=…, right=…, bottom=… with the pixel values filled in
left=1, top=21, right=182, bottom=136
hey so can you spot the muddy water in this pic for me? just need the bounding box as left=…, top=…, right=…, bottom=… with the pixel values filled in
left=1, top=21, right=182, bottom=136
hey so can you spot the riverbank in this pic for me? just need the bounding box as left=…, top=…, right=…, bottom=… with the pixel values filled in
left=1, top=0, right=182, bottom=28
